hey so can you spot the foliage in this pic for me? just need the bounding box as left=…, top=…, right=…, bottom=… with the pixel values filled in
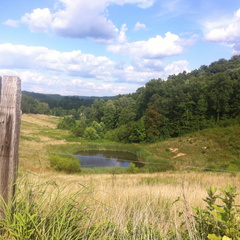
left=0, top=178, right=89, bottom=239
left=21, top=94, right=50, bottom=114
left=57, top=116, right=76, bottom=130
left=83, top=127, right=100, bottom=140
left=194, top=185, right=240, bottom=239
left=22, top=56, right=240, bottom=143
left=49, top=154, right=81, bottom=173
left=127, top=162, right=138, bottom=173
left=174, top=185, right=240, bottom=239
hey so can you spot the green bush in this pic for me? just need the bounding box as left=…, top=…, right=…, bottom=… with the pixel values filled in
left=83, top=127, right=100, bottom=140
left=49, top=154, right=81, bottom=173
left=194, top=185, right=240, bottom=239
left=174, top=185, right=240, bottom=239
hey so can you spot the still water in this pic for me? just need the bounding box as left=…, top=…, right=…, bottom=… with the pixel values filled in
left=75, top=150, right=144, bottom=168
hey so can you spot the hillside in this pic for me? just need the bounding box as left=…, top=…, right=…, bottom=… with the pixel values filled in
left=15, top=113, right=240, bottom=239
left=19, top=114, right=240, bottom=173
left=22, top=56, right=240, bottom=145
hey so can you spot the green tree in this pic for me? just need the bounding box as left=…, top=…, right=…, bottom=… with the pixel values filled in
left=207, top=73, right=233, bottom=121
left=91, top=121, right=106, bottom=138
left=57, top=116, right=76, bottom=130
left=118, top=107, right=136, bottom=126
left=83, top=127, right=100, bottom=140
left=71, top=121, right=87, bottom=137
left=101, top=100, right=118, bottom=130
left=128, top=118, right=146, bottom=143
left=145, top=106, right=164, bottom=140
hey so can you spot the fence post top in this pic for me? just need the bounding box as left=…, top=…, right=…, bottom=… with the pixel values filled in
left=0, top=76, right=21, bottom=108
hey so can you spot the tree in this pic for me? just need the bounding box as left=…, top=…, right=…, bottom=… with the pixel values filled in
left=118, top=107, right=136, bottom=126
left=83, top=127, right=100, bottom=140
left=128, top=118, right=146, bottom=143
left=101, top=100, right=118, bottom=130
left=91, top=121, right=106, bottom=138
left=145, top=106, right=164, bottom=140
left=207, top=73, right=233, bottom=121
left=57, top=116, right=76, bottom=130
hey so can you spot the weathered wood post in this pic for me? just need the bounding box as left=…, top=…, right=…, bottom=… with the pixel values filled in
left=0, top=76, right=21, bottom=219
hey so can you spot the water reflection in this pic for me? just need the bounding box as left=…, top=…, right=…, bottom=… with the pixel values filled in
left=75, top=150, right=144, bottom=168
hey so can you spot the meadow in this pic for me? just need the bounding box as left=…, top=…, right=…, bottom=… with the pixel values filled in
left=1, top=114, right=239, bottom=239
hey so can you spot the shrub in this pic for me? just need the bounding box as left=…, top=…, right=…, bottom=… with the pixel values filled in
left=193, top=185, right=240, bottom=239
left=174, top=185, right=240, bottom=239
left=49, top=154, right=81, bottom=173
left=127, top=162, right=138, bottom=173
left=83, top=127, right=100, bottom=140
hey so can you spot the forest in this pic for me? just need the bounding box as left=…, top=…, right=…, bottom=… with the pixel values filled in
left=22, top=55, right=240, bottom=143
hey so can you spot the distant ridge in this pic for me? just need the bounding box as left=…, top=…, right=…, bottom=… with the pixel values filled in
left=22, top=90, right=116, bottom=109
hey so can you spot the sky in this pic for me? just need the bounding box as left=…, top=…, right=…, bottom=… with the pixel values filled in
left=0, top=0, right=240, bottom=96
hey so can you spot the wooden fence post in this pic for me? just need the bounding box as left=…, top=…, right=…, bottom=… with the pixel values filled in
left=0, top=76, right=21, bottom=219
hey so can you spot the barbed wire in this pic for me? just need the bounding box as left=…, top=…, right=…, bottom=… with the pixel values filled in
left=19, top=148, right=240, bottom=174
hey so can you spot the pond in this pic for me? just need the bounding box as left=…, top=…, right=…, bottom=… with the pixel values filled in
left=75, top=150, right=144, bottom=168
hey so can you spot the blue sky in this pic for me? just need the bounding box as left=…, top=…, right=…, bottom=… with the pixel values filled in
left=0, top=0, right=240, bottom=96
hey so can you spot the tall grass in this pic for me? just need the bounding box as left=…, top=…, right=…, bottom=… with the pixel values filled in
left=1, top=171, right=239, bottom=239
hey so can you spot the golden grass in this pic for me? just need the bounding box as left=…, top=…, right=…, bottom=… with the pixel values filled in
left=19, top=170, right=240, bottom=236
left=18, top=114, right=240, bottom=236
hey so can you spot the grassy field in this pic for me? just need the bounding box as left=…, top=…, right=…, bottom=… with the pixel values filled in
left=6, top=114, right=239, bottom=239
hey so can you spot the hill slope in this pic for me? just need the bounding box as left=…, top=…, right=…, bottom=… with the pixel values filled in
left=19, top=114, right=240, bottom=173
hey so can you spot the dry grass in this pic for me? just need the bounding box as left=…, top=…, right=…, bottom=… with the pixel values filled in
left=19, top=170, right=240, bottom=237
left=17, top=114, right=240, bottom=237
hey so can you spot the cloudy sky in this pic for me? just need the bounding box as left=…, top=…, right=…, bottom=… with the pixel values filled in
left=1, top=0, right=240, bottom=96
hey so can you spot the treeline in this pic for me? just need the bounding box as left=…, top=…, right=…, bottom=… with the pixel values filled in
left=24, top=55, right=240, bottom=142
left=21, top=91, right=115, bottom=116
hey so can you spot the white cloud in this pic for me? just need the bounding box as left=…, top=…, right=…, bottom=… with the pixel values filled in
left=111, top=59, right=189, bottom=83
left=117, top=24, right=128, bottom=43
left=123, top=0, right=155, bottom=8
left=164, top=60, right=189, bottom=75
left=108, top=32, right=196, bottom=58
left=133, top=22, right=147, bottom=31
left=114, top=0, right=155, bottom=8
left=5, top=0, right=156, bottom=40
left=0, top=43, right=114, bottom=78
left=204, top=8, right=240, bottom=53
left=4, top=19, right=19, bottom=27
left=51, top=0, right=118, bottom=39
left=21, top=8, right=52, bottom=33
left=0, top=43, right=190, bottom=95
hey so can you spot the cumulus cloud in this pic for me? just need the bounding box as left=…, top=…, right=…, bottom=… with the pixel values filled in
left=117, top=24, right=128, bottom=43
left=133, top=22, right=147, bottom=31
left=0, top=42, right=190, bottom=95
left=111, top=59, right=189, bottom=83
left=51, top=0, right=118, bottom=39
left=164, top=60, right=189, bottom=75
left=21, top=8, right=52, bottom=33
left=0, top=43, right=114, bottom=78
left=4, top=19, right=19, bottom=27
left=108, top=32, right=196, bottom=58
left=4, top=0, right=156, bottom=40
left=204, top=8, right=240, bottom=53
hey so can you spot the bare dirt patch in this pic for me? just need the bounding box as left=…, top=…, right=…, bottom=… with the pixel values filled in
left=169, top=147, right=179, bottom=153
left=169, top=147, right=186, bottom=158
left=172, top=152, right=186, bottom=158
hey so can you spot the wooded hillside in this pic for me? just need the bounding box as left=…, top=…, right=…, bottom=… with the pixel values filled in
left=22, top=55, right=240, bottom=142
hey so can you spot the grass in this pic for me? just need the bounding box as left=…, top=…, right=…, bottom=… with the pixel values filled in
left=6, top=113, right=239, bottom=239
left=1, top=171, right=240, bottom=239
